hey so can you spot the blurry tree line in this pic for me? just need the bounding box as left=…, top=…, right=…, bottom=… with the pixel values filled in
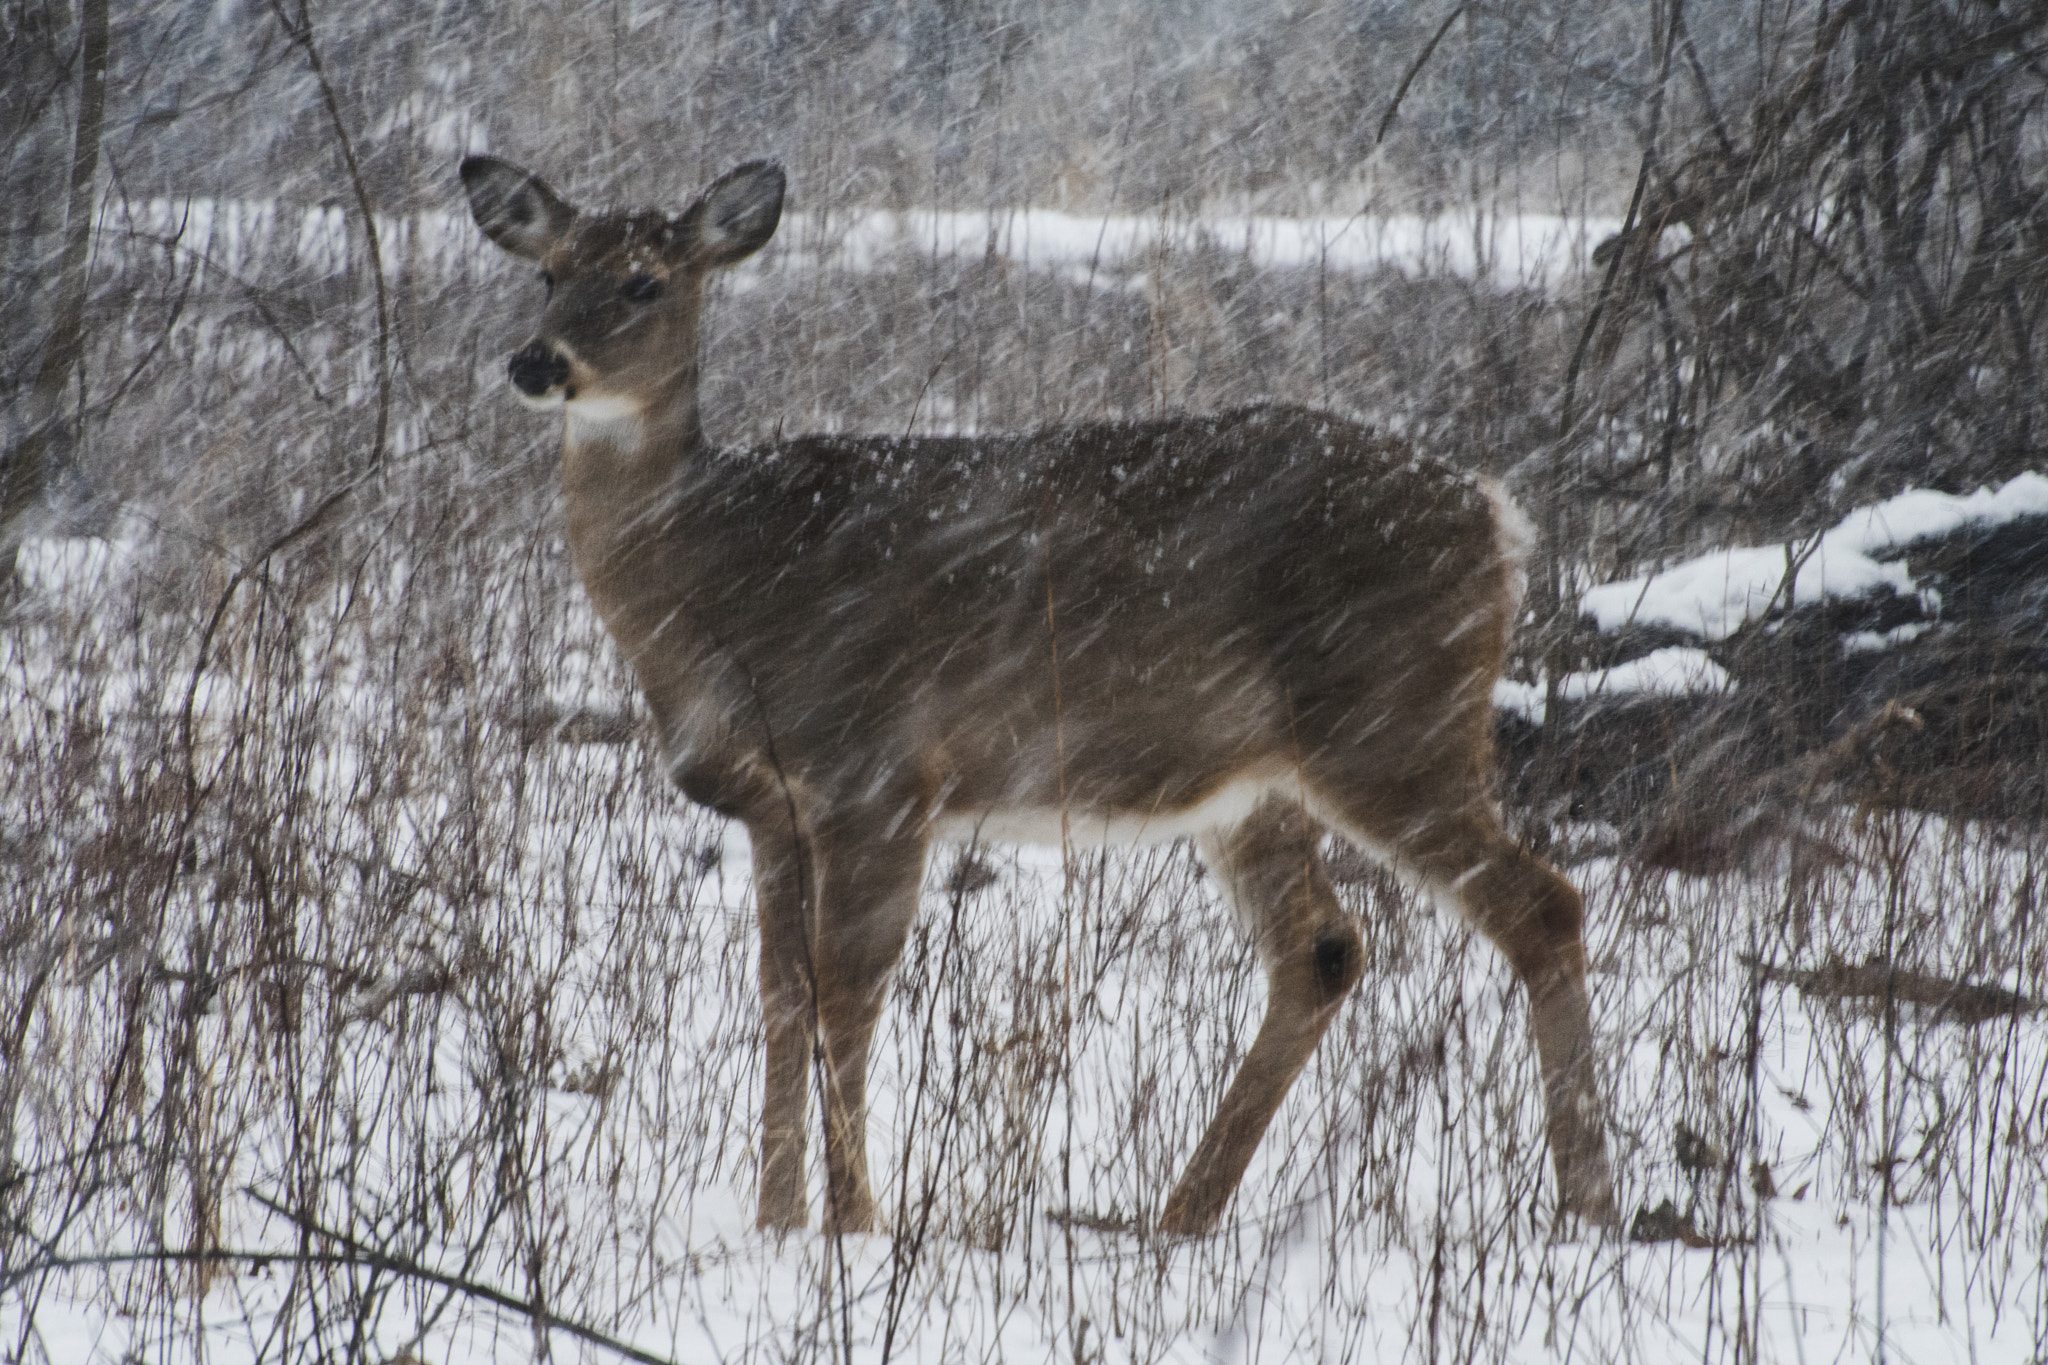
left=6, top=0, right=2042, bottom=547
left=1558, top=0, right=2048, bottom=558
left=1521, top=0, right=2048, bottom=860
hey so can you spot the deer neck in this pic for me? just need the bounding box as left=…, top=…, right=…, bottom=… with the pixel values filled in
left=559, top=389, right=703, bottom=648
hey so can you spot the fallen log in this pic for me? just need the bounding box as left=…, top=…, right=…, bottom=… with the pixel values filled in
left=1742, top=954, right=2037, bottom=1025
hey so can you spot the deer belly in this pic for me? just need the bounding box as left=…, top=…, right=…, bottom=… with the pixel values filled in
left=934, top=765, right=1297, bottom=847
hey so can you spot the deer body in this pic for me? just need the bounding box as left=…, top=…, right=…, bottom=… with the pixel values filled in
left=464, top=156, right=1616, bottom=1237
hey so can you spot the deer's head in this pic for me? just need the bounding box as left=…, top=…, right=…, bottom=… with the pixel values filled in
left=460, top=156, right=785, bottom=422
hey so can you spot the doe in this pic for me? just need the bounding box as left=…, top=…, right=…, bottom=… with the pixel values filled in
left=460, top=155, right=1616, bottom=1235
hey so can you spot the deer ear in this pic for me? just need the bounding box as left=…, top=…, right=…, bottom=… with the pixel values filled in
left=461, top=156, right=579, bottom=260
left=672, top=160, right=784, bottom=268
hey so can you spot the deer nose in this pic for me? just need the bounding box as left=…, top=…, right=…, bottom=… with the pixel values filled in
left=508, top=341, right=571, bottom=397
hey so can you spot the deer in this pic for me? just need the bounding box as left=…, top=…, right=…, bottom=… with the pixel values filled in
left=459, top=154, right=1617, bottom=1237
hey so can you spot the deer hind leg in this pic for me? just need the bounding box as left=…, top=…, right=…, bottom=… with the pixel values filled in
left=1324, top=783, right=1616, bottom=1224
left=808, top=821, right=927, bottom=1235
left=1157, top=794, right=1365, bottom=1236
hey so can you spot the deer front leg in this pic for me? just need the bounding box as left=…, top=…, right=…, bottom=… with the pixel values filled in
left=809, top=821, right=928, bottom=1235
left=752, top=817, right=816, bottom=1232
left=1160, top=798, right=1364, bottom=1236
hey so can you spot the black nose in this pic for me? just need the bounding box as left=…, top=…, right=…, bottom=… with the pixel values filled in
left=508, top=341, right=570, bottom=397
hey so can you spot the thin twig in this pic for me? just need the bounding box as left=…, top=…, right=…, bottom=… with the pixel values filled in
left=1375, top=2, right=1467, bottom=150
left=11, top=1242, right=679, bottom=1365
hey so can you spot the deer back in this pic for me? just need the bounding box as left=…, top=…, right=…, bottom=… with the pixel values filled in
left=590, top=405, right=1517, bottom=832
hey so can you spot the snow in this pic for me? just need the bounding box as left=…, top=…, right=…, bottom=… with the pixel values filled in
left=1837, top=473, right=2048, bottom=551
left=1580, top=471, right=2048, bottom=639
left=9, top=487, right=2042, bottom=1365
left=782, top=206, right=1626, bottom=293
left=1841, top=622, right=1932, bottom=655
left=10, top=553, right=2041, bottom=1362
left=97, top=199, right=1626, bottom=294
left=1571, top=644, right=1733, bottom=698
left=14, top=821, right=2045, bottom=1364
left=1494, top=645, right=1732, bottom=722
left=10, top=534, right=138, bottom=595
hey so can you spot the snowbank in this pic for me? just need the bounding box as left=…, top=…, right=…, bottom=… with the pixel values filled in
left=1580, top=472, right=2048, bottom=640
left=99, top=197, right=1626, bottom=294
left=1494, top=645, right=1732, bottom=721
left=785, top=206, right=1624, bottom=293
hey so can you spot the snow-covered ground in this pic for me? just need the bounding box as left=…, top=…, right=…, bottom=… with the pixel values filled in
left=6, top=532, right=2044, bottom=1364
left=99, top=196, right=1627, bottom=295
left=775, top=205, right=1625, bottom=294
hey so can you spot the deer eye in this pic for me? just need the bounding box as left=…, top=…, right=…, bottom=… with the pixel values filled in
left=538, top=270, right=554, bottom=298
left=621, top=274, right=663, bottom=302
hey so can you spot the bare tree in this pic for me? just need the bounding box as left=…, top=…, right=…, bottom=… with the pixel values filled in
left=0, top=0, right=107, bottom=588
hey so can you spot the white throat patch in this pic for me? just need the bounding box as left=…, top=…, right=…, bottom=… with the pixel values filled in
left=565, top=397, right=647, bottom=449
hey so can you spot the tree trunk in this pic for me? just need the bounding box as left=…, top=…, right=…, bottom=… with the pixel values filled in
left=1, top=0, right=109, bottom=589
